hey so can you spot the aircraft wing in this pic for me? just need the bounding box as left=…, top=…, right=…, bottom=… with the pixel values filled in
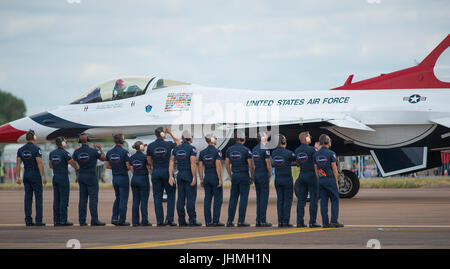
left=430, top=118, right=450, bottom=128
left=218, top=113, right=375, bottom=132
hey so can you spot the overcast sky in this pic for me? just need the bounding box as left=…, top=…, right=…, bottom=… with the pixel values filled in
left=0, top=0, right=449, bottom=115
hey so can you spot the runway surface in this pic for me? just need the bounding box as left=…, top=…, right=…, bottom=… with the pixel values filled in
left=1, top=187, right=450, bottom=249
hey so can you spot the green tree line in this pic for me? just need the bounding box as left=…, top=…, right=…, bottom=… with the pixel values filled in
left=0, top=89, right=26, bottom=125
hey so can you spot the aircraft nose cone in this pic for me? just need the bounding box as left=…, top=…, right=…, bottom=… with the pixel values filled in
left=0, top=123, right=27, bottom=143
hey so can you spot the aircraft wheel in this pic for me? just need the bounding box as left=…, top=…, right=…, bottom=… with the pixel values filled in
left=338, top=169, right=360, bottom=199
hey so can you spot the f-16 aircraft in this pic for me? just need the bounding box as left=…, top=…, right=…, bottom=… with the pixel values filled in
left=1, top=34, right=449, bottom=199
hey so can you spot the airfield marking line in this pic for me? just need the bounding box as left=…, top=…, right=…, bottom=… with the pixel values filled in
left=346, top=225, right=450, bottom=228
left=90, top=227, right=332, bottom=249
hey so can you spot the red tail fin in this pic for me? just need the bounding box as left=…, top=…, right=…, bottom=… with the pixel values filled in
left=332, top=34, right=450, bottom=90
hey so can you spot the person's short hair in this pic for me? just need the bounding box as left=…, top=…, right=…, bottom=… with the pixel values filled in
left=278, top=134, right=287, bottom=146
left=25, top=130, right=36, bottom=141
left=319, top=134, right=330, bottom=145
left=133, top=141, right=144, bottom=151
left=55, top=136, right=66, bottom=147
left=78, top=133, right=89, bottom=143
left=235, top=131, right=246, bottom=142
left=205, top=134, right=215, bottom=144
left=182, top=129, right=192, bottom=141
left=113, top=133, right=124, bottom=144
left=299, top=131, right=309, bottom=142
left=155, top=127, right=165, bottom=138
left=26, top=130, right=35, bottom=141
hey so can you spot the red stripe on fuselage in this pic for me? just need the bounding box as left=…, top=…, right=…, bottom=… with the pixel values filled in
left=0, top=124, right=27, bottom=143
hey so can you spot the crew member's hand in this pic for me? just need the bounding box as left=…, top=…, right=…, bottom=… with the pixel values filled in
left=217, top=179, right=223, bottom=188
left=314, top=142, right=320, bottom=151
left=200, top=180, right=204, bottom=187
left=190, top=178, right=196, bottom=187
left=250, top=177, right=254, bottom=185
left=16, top=177, right=22, bottom=185
left=43, top=176, right=47, bottom=185
left=169, top=176, right=175, bottom=186
left=95, top=144, right=102, bottom=150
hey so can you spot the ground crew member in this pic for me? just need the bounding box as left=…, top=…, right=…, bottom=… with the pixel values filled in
left=170, top=130, right=201, bottom=226
left=49, top=137, right=79, bottom=226
left=147, top=127, right=180, bottom=226
left=272, top=134, right=296, bottom=227
left=73, top=133, right=106, bottom=226
left=314, top=134, right=344, bottom=228
left=198, top=134, right=224, bottom=227
left=0, top=161, right=5, bottom=184
left=129, top=141, right=152, bottom=227
left=295, top=132, right=321, bottom=228
left=15, top=130, right=47, bottom=226
left=252, top=131, right=272, bottom=227
left=106, top=134, right=131, bottom=226
left=225, top=131, right=254, bottom=227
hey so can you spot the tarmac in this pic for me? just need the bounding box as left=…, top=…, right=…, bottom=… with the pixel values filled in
left=1, top=186, right=450, bottom=249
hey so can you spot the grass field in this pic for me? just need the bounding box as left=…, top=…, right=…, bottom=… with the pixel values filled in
left=359, top=177, right=450, bottom=188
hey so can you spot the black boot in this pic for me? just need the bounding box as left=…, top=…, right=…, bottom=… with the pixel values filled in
left=91, top=220, right=106, bottom=226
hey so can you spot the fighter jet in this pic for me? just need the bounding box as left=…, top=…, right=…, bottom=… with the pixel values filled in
left=1, top=34, right=449, bottom=198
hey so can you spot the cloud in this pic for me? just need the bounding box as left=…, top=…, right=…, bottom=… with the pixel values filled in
left=79, top=63, right=122, bottom=82
left=259, top=43, right=345, bottom=59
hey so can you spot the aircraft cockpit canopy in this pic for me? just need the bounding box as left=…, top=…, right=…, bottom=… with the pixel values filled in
left=70, top=77, right=191, bottom=104
left=71, top=77, right=151, bottom=104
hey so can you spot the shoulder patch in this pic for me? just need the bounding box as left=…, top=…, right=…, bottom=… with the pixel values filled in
left=266, top=150, right=270, bottom=156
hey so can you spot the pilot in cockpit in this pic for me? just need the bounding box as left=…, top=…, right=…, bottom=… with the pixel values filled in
left=112, top=79, right=126, bottom=100
left=112, top=78, right=143, bottom=100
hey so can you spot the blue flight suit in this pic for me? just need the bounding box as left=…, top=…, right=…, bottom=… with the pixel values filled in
left=106, top=145, right=130, bottom=224
left=73, top=144, right=102, bottom=224
left=147, top=138, right=177, bottom=224
left=49, top=147, right=72, bottom=224
left=199, top=145, right=223, bottom=225
left=314, top=147, right=339, bottom=226
left=226, top=143, right=252, bottom=224
left=295, top=144, right=319, bottom=226
left=272, top=147, right=296, bottom=225
left=173, top=141, right=198, bottom=225
left=252, top=143, right=271, bottom=224
left=129, top=151, right=150, bottom=225
left=17, top=142, right=43, bottom=225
